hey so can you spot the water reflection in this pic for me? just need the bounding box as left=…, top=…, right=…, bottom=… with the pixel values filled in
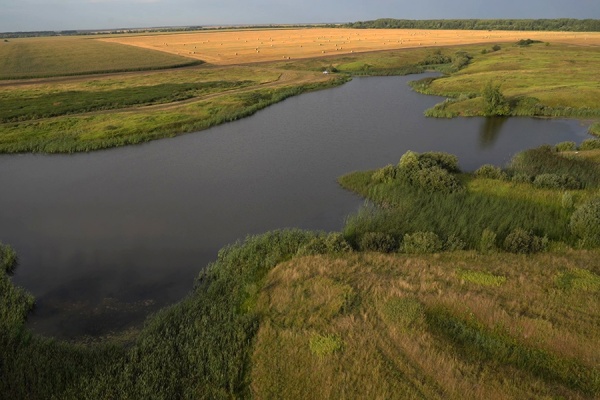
left=479, top=117, right=508, bottom=148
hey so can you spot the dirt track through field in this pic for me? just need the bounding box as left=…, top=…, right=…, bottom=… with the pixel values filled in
left=101, top=28, right=600, bottom=65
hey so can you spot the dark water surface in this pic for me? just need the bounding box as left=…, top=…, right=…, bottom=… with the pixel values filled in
left=0, top=74, right=590, bottom=339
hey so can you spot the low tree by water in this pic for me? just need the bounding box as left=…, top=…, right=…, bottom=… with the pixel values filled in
left=482, top=81, right=510, bottom=116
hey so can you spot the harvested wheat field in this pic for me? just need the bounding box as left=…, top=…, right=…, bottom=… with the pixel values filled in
left=101, top=28, right=600, bottom=65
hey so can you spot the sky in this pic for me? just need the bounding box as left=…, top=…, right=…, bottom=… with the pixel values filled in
left=1, top=0, right=599, bottom=33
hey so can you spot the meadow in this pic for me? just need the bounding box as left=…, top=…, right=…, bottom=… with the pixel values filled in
left=411, top=42, right=600, bottom=118
left=0, top=36, right=201, bottom=79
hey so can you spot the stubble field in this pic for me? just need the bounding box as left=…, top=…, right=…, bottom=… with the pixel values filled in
left=101, top=28, right=600, bottom=65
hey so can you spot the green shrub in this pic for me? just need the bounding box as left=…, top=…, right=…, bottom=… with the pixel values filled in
left=570, top=197, right=600, bottom=247
left=402, top=231, right=443, bottom=254
left=414, top=166, right=464, bottom=194
left=475, top=164, right=505, bottom=180
left=554, top=141, right=576, bottom=152
left=398, top=150, right=420, bottom=172
left=511, top=173, right=532, bottom=184
left=0, top=243, right=17, bottom=274
left=359, top=232, right=397, bottom=253
left=491, top=44, right=501, bottom=52
left=482, top=81, right=510, bottom=116
left=396, top=151, right=463, bottom=193
left=371, top=164, right=397, bottom=183
left=517, top=39, right=543, bottom=46
left=533, top=173, right=581, bottom=190
left=419, top=152, right=461, bottom=173
left=297, top=237, right=329, bottom=256
left=324, top=233, right=353, bottom=254
left=479, top=229, right=497, bottom=254
left=451, top=51, right=472, bottom=71
left=445, top=234, right=467, bottom=251
left=503, top=228, right=548, bottom=254
left=579, top=138, right=600, bottom=151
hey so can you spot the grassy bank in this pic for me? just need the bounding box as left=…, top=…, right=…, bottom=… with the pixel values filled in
left=0, top=74, right=346, bottom=153
left=409, top=42, right=600, bottom=119
left=339, top=146, right=600, bottom=252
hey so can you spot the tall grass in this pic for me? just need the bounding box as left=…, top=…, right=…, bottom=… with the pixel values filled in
left=340, top=172, right=571, bottom=250
left=340, top=147, right=600, bottom=252
left=0, top=80, right=252, bottom=123
left=509, top=146, right=600, bottom=189
left=0, top=77, right=347, bottom=153
left=1, top=230, right=318, bottom=398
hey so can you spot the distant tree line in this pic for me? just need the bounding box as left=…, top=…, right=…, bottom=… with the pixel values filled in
left=344, top=19, right=600, bottom=32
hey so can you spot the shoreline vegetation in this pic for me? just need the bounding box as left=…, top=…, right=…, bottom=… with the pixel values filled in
left=1, top=26, right=600, bottom=398
left=1, top=27, right=599, bottom=153
left=2, top=145, right=600, bottom=397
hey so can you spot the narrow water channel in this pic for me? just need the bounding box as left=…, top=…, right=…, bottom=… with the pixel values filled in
left=0, top=73, right=590, bottom=340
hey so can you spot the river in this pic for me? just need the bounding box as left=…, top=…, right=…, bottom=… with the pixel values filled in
left=0, top=73, right=590, bottom=340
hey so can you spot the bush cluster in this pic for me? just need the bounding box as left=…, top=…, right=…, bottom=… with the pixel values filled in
left=475, top=164, right=506, bottom=180
left=402, top=231, right=443, bottom=254
left=395, top=151, right=463, bottom=194
left=371, top=164, right=396, bottom=183
left=503, top=228, right=548, bottom=254
left=569, top=197, right=600, bottom=247
left=359, top=232, right=397, bottom=253
left=297, top=233, right=353, bottom=256
left=532, top=173, right=581, bottom=190
left=0, top=243, right=17, bottom=274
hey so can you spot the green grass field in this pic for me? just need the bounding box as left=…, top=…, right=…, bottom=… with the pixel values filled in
left=0, top=36, right=201, bottom=79
left=411, top=42, right=600, bottom=118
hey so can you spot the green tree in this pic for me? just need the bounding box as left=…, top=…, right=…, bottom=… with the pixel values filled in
left=482, top=81, right=510, bottom=116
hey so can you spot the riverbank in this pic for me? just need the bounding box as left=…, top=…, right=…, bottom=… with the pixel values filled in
left=1, top=29, right=599, bottom=153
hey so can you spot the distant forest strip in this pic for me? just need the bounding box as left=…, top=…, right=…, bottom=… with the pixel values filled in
left=344, top=19, right=600, bottom=32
